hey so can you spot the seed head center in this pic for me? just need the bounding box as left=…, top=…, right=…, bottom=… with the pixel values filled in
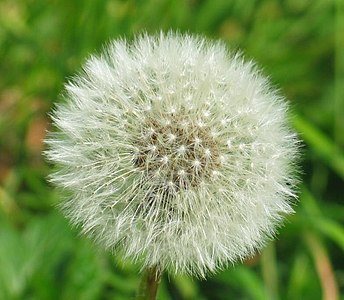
left=133, top=112, right=220, bottom=191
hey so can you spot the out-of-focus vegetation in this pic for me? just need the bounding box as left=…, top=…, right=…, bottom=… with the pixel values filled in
left=0, top=0, right=343, bottom=299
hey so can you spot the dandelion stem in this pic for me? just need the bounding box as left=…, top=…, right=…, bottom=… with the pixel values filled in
left=136, top=266, right=162, bottom=300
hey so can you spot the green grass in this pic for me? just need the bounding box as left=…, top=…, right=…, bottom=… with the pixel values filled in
left=0, top=0, right=343, bottom=299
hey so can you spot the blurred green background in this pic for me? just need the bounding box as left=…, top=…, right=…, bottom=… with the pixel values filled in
left=0, top=0, right=343, bottom=299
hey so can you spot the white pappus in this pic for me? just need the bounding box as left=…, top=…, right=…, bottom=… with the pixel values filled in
left=45, top=32, right=299, bottom=277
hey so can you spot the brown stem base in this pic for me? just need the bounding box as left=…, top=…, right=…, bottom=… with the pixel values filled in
left=136, top=266, right=162, bottom=300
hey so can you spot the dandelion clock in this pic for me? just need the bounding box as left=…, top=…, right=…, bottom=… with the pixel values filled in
left=45, top=32, right=299, bottom=299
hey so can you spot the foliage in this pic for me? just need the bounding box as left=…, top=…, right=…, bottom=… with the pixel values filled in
left=0, top=0, right=342, bottom=299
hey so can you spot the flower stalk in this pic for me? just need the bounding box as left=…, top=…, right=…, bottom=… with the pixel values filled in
left=136, top=266, right=161, bottom=300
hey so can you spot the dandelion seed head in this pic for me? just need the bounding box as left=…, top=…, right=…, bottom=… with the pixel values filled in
left=45, top=33, right=299, bottom=277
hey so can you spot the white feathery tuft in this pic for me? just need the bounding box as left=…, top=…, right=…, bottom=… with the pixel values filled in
left=45, top=32, right=299, bottom=277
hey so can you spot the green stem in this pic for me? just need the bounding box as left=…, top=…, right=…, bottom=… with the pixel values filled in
left=136, top=266, right=162, bottom=300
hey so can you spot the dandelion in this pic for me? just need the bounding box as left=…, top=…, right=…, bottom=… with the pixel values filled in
left=45, top=33, right=299, bottom=296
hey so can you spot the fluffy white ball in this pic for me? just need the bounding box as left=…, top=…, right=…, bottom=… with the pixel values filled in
left=45, top=33, right=299, bottom=277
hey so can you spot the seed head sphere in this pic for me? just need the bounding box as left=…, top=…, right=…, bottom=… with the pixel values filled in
left=46, top=33, right=299, bottom=277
